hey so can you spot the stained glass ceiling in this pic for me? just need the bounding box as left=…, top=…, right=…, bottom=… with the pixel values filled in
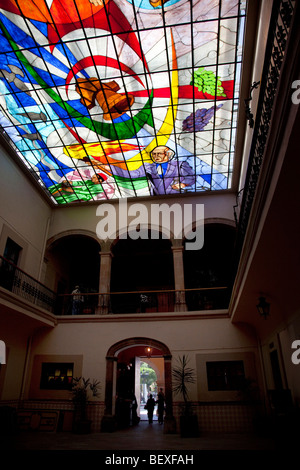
left=0, top=0, right=246, bottom=204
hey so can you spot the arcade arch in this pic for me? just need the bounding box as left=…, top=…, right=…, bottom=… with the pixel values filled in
left=183, top=222, right=236, bottom=310
left=45, top=233, right=101, bottom=313
left=110, top=231, right=174, bottom=313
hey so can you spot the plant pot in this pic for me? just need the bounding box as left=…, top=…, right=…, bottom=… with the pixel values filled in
left=163, top=415, right=177, bottom=434
left=180, top=415, right=199, bottom=438
left=73, top=419, right=92, bottom=434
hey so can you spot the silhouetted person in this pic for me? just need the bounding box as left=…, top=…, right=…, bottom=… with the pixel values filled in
left=156, top=388, right=165, bottom=424
left=131, top=394, right=139, bottom=425
left=145, top=394, right=156, bottom=424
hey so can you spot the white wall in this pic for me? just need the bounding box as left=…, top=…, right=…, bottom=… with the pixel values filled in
left=0, top=145, right=52, bottom=280
left=48, top=192, right=237, bottom=247
left=27, top=316, right=258, bottom=403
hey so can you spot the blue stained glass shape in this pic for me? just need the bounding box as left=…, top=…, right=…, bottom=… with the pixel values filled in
left=30, top=20, right=48, bottom=37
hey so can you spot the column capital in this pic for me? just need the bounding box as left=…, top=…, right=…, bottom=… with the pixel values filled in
left=171, top=245, right=184, bottom=253
left=99, top=250, right=113, bottom=258
left=170, top=238, right=184, bottom=250
left=99, top=239, right=113, bottom=253
left=163, top=354, right=172, bottom=361
left=106, top=356, right=118, bottom=362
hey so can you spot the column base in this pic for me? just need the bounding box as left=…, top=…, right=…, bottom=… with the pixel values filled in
left=95, top=306, right=109, bottom=315
left=101, top=414, right=117, bottom=432
left=174, top=302, right=188, bottom=312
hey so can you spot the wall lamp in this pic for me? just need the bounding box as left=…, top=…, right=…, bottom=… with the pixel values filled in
left=256, top=296, right=270, bottom=319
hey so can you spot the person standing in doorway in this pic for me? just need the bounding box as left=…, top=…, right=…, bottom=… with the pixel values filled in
left=156, top=388, right=165, bottom=424
left=145, top=394, right=156, bottom=424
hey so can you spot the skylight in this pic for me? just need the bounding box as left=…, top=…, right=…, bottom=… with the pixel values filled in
left=0, top=0, right=246, bottom=204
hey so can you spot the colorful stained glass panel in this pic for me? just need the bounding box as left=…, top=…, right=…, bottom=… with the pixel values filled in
left=0, top=0, right=246, bottom=204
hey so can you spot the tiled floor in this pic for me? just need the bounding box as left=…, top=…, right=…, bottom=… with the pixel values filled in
left=6, top=419, right=278, bottom=451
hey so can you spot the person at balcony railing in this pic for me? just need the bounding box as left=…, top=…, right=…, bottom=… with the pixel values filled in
left=71, top=285, right=84, bottom=315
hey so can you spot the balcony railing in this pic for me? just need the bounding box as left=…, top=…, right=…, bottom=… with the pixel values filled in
left=236, top=0, right=296, bottom=254
left=0, top=255, right=57, bottom=313
left=0, top=255, right=229, bottom=315
left=57, top=286, right=230, bottom=315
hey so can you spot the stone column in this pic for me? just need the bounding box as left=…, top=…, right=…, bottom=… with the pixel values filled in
left=163, top=354, right=176, bottom=433
left=101, top=356, right=118, bottom=432
left=171, top=239, right=187, bottom=312
left=96, top=241, right=113, bottom=315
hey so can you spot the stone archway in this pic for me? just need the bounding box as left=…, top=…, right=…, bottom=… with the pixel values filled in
left=46, top=232, right=101, bottom=291
left=45, top=233, right=101, bottom=314
left=183, top=221, right=237, bottom=311
left=101, top=337, right=176, bottom=433
left=110, top=234, right=174, bottom=314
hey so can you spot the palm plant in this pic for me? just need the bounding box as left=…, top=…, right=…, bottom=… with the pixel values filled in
left=172, top=355, right=199, bottom=436
left=71, top=376, right=100, bottom=422
left=172, top=355, right=196, bottom=416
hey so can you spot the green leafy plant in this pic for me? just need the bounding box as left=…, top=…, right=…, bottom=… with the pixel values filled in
left=172, top=355, right=196, bottom=415
left=71, top=376, right=100, bottom=421
left=140, top=362, right=157, bottom=389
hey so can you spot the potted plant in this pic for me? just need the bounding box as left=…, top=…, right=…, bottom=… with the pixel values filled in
left=71, top=376, right=100, bottom=434
left=172, top=355, right=199, bottom=437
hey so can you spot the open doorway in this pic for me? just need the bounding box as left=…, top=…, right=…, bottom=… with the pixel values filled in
left=138, top=357, right=165, bottom=421
left=140, top=361, right=157, bottom=407
left=113, top=344, right=165, bottom=427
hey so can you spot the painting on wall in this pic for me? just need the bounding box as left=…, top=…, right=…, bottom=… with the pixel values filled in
left=0, top=0, right=246, bottom=203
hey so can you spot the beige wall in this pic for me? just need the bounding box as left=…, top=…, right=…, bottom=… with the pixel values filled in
left=48, top=192, right=236, bottom=246
left=0, top=147, right=54, bottom=401
left=0, top=338, right=28, bottom=402
left=0, top=312, right=54, bottom=401
left=0, top=145, right=52, bottom=280
left=26, top=317, right=258, bottom=403
left=260, top=314, right=300, bottom=408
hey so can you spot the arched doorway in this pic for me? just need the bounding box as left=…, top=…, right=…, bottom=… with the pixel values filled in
left=110, top=233, right=174, bottom=313
left=45, top=233, right=101, bottom=314
left=184, top=222, right=236, bottom=310
left=102, top=337, right=176, bottom=433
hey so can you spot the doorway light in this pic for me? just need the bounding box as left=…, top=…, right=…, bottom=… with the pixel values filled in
left=146, top=347, right=153, bottom=358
